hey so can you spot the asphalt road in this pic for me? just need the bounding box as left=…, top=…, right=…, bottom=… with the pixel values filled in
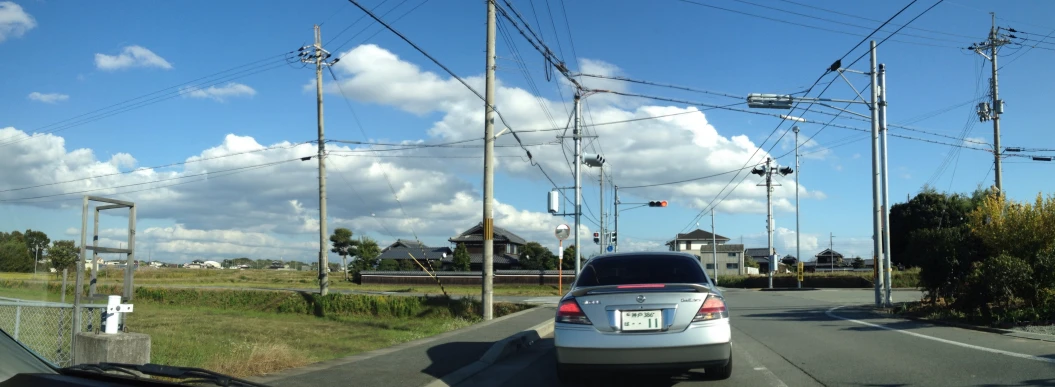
left=461, top=289, right=1055, bottom=387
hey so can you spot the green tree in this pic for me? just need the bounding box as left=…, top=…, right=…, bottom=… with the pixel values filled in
left=452, top=243, right=471, bottom=271
left=47, top=240, right=79, bottom=273
left=330, top=228, right=356, bottom=281
left=520, top=242, right=556, bottom=270
left=0, top=239, right=33, bottom=273
left=561, top=246, right=583, bottom=270
left=349, top=237, right=381, bottom=282
left=744, top=256, right=760, bottom=269
left=378, top=259, right=399, bottom=271
left=23, top=229, right=50, bottom=263
left=889, top=188, right=979, bottom=267
left=852, top=257, right=865, bottom=269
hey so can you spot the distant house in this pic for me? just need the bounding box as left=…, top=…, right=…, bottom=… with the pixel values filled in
left=698, top=243, right=746, bottom=276
left=746, top=247, right=782, bottom=273
left=446, top=222, right=525, bottom=270
left=666, top=229, right=730, bottom=253
left=382, top=239, right=427, bottom=250
left=377, top=245, right=453, bottom=270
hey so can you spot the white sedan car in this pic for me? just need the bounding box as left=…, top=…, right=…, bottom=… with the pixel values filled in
left=554, top=251, right=732, bottom=381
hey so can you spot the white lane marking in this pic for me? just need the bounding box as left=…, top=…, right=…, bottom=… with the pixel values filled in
left=734, top=343, right=790, bottom=387
left=826, top=306, right=1055, bottom=364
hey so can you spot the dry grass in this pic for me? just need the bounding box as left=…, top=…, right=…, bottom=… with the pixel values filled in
left=210, top=342, right=309, bottom=378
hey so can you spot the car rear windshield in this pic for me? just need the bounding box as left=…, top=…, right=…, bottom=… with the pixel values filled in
left=575, top=255, right=709, bottom=286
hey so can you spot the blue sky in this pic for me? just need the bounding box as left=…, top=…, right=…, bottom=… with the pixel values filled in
left=1, top=0, right=1053, bottom=263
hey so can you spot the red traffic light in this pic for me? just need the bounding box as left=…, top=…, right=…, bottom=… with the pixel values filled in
left=648, top=200, right=668, bottom=207
left=593, top=232, right=600, bottom=237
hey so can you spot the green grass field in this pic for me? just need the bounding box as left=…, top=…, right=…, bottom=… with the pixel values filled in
left=0, top=283, right=530, bottom=377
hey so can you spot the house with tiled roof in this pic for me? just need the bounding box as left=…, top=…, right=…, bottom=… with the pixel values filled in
left=446, top=222, right=526, bottom=270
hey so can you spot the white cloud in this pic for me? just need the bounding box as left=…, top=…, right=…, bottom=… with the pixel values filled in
left=323, top=44, right=822, bottom=216
left=180, top=82, right=256, bottom=102
left=27, top=92, right=69, bottom=103
left=94, top=45, right=173, bottom=71
left=0, top=1, right=35, bottom=42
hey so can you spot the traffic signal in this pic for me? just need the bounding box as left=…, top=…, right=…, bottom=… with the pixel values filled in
left=648, top=200, right=668, bottom=207
left=593, top=232, right=600, bottom=244
left=611, top=232, right=617, bottom=243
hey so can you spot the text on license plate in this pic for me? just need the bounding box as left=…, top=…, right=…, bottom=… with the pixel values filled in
left=622, top=310, right=662, bottom=331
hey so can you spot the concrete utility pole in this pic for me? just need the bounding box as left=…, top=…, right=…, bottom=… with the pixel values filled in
left=830, top=233, right=835, bottom=272
left=879, top=63, right=893, bottom=307
left=972, top=13, right=1009, bottom=193
left=481, top=0, right=497, bottom=320
left=599, top=165, right=604, bottom=255
left=711, top=209, right=717, bottom=283
left=573, top=94, right=583, bottom=278
left=752, top=157, right=791, bottom=288
left=868, top=40, right=885, bottom=306
left=302, top=25, right=334, bottom=296
left=793, top=126, right=801, bottom=284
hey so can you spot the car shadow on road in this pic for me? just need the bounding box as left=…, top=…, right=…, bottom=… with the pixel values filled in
left=974, top=379, right=1055, bottom=387
left=561, top=371, right=713, bottom=387
left=421, top=341, right=494, bottom=379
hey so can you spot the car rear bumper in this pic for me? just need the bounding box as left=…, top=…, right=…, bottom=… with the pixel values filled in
left=556, top=342, right=731, bottom=370
left=554, top=320, right=731, bottom=368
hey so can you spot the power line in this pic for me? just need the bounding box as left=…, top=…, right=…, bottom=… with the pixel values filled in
left=618, top=164, right=764, bottom=189
left=0, top=141, right=312, bottom=194
left=675, top=0, right=959, bottom=49
left=332, top=0, right=433, bottom=54
left=0, top=55, right=292, bottom=148
left=730, top=0, right=968, bottom=44
left=1, top=157, right=308, bottom=203
left=574, top=73, right=743, bottom=100
left=775, top=0, right=975, bottom=39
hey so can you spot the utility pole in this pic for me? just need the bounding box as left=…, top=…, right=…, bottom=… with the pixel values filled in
left=752, top=157, right=792, bottom=288
left=830, top=233, right=835, bottom=272
left=481, top=0, right=497, bottom=320
left=302, top=25, right=335, bottom=296
left=573, top=93, right=583, bottom=278
left=599, top=164, right=605, bottom=256
left=972, top=13, right=1009, bottom=193
left=613, top=185, right=619, bottom=253
left=869, top=40, right=885, bottom=306
left=711, top=209, right=717, bottom=284
left=794, top=126, right=801, bottom=287
left=879, top=63, right=893, bottom=307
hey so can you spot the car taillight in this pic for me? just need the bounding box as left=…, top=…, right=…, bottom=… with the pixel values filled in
left=556, top=299, right=592, bottom=325
left=693, top=296, right=728, bottom=322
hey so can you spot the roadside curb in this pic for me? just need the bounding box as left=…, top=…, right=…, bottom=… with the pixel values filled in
left=758, top=287, right=819, bottom=291
left=423, top=318, right=554, bottom=387
left=870, top=308, right=1055, bottom=344
left=249, top=305, right=543, bottom=385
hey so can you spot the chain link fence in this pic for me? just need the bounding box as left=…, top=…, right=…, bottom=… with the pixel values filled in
left=0, top=298, right=106, bottom=367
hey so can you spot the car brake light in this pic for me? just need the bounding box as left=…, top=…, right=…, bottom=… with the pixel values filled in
left=693, top=296, right=728, bottom=322
left=616, top=284, right=666, bottom=289
left=556, top=299, right=592, bottom=325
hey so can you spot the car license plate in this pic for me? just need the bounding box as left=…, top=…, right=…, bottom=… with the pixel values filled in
left=621, top=310, right=662, bottom=331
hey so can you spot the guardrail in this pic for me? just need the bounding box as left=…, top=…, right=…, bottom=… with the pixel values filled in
left=0, top=298, right=107, bottom=367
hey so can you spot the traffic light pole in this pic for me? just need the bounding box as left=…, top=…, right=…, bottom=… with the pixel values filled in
left=879, top=63, right=893, bottom=307
left=869, top=41, right=885, bottom=307
left=481, top=1, right=496, bottom=320
left=573, top=93, right=582, bottom=278
left=614, top=185, right=619, bottom=253
left=599, top=164, right=605, bottom=256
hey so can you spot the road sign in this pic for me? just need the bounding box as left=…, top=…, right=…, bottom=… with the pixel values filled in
left=606, top=245, right=613, bottom=252
left=797, top=262, right=804, bottom=282
left=555, top=224, right=571, bottom=241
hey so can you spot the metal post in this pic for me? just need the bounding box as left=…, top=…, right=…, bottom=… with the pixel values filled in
left=481, top=1, right=496, bottom=320
left=73, top=195, right=88, bottom=358
left=34, top=249, right=38, bottom=275
left=61, top=268, right=68, bottom=304
left=830, top=233, right=835, bottom=272
left=794, top=126, right=801, bottom=289
left=314, top=25, right=330, bottom=296
left=879, top=63, right=893, bottom=306
left=766, top=158, right=774, bottom=289
left=613, top=185, right=619, bottom=253
left=573, top=94, right=583, bottom=278
left=711, top=209, right=717, bottom=284
left=869, top=40, right=884, bottom=307
left=124, top=204, right=136, bottom=301
left=90, top=209, right=99, bottom=297
left=990, top=13, right=1003, bottom=193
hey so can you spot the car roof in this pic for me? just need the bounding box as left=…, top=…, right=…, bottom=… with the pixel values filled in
left=586, top=251, right=699, bottom=261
